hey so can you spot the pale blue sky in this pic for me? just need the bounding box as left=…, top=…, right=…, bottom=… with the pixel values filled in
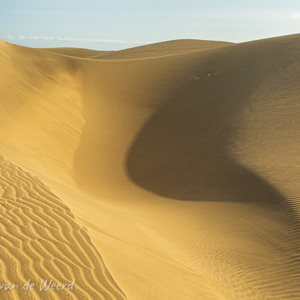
left=1, top=0, right=299, bottom=50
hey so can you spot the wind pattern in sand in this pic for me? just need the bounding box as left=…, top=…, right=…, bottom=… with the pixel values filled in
left=0, top=156, right=125, bottom=300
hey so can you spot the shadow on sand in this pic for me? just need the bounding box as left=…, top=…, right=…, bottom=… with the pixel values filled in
left=126, top=50, right=286, bottom=207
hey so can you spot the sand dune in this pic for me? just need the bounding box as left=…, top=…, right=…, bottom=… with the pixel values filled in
left=42, top=40, right=232, bottom=60
left=89, top=39, right=233, bottom=59
left=41, top=47, right=113, bottom=59
left=0, top=34, right=299, bottom=299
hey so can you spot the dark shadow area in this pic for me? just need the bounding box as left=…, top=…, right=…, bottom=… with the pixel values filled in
left=126, top=43, right=290, bottom=206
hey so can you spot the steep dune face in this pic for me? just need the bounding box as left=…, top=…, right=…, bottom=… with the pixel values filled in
left=0, top=41, right=84, bottom=186
left=126, top=35, right=300, bottom=204
left=0, top=35, right=300, bottom=299
left=73, top=40, right=233, bottom=200
left=74, top=34, right=300, bottom=204
left=73, top=34, right=300, bottom=299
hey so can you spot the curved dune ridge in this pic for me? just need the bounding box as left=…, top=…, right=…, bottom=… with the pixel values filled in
left=0, top=156, right=125, bottom=300
left=42, top=39, right=232, bottom=60
left=40, top=47, right=114, bottom=59
left=89, top=39, right=233, bottom=59
left=0, top=34, right=300, bottom=299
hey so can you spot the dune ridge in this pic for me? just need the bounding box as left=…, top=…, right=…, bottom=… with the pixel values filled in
left=40, top=47, right=114, bottom=59
left=0, top=34, right=299, bottom=299
left=42, top=39, right=232, bottom=60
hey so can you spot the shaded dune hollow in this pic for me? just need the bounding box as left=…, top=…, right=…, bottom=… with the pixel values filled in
left=0, top=35, right=300, bottom=299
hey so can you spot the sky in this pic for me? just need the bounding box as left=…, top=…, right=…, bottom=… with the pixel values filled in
left=0, top=0, right=299, bottom=50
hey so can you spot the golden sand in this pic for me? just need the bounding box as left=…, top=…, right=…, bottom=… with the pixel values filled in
left=0, top=34, right=299, bottom=299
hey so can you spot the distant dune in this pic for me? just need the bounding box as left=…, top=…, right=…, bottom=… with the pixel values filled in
left=0, top=34, right=299, bottom=299
left=40, top=47, right=114, bottom=58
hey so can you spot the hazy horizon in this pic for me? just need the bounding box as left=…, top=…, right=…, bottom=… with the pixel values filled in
left=1, top=0, right=299, bottom=50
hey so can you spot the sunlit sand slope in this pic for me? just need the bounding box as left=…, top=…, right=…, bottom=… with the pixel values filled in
left=0, top=39, right=85, bottom=186
left=0, top=156, right=125, bottom=300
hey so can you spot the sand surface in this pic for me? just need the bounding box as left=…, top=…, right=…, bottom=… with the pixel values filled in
left=0, top=34, right=299, bottom=299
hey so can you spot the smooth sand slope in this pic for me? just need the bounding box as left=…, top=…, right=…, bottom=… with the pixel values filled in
left=0, top=34, right=299, bottom=299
